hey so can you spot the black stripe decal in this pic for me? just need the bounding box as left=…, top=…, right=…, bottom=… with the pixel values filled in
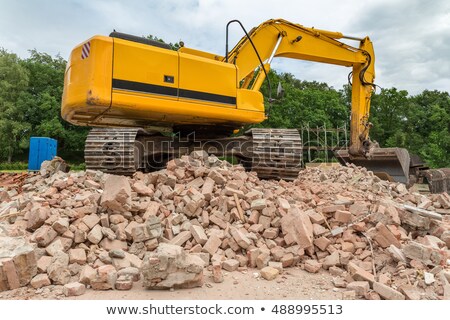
left=112, top=79, right=177, bottom=97
left=179, top=88, right=236, bottom=105
left=112, top=78, right=236, bottom=105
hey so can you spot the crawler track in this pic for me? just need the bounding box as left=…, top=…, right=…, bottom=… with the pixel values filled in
left=84, top=127, right=304, bottom=180
left=85, top=128, right=141, bottom=175
left=248, top=128, right=303, bottom=181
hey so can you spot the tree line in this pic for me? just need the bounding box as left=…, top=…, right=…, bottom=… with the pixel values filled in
left=0, top=49, right=89, bottom=163
left=0, top=49, right=448, bottom=168
left=260, top=72, right=449, bottom=168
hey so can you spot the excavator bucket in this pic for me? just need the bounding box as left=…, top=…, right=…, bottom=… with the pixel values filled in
left=422, top=168, right=450, bottom=193
left=335, top=148, right=411, bottom=185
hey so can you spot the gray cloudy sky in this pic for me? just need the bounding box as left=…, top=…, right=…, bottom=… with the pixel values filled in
left=1, top=0, right=449, bottom=94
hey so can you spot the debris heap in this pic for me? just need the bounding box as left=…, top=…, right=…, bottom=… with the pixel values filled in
left=0, top=151, right=449, bottom=300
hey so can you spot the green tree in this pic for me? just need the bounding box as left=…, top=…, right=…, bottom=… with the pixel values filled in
left=405, top=90, right=450, bottom=167
left=145, top=35, right=181, bottom=50
left=0, top=49, right=31, bottom=162
left=370, top=88, right=450, bottom=168
left=21, top=50, right=89, bottom=158
left=369, top=87, right=410, bottom=145
left=260, top=71, right=349, bottom=129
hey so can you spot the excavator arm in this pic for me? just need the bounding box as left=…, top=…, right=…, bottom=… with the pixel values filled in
left=223, top=19, right=414, bottom=184
left=224, top=19, right=376, bottom=158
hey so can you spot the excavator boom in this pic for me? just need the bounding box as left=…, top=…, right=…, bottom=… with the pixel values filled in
left=224, top=19, right=412, bottom=184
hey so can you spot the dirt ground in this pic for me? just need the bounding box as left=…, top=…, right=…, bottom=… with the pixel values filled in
left=74, top=267, right=342, bottom=300
left=0, top=267, right=344, bottom=300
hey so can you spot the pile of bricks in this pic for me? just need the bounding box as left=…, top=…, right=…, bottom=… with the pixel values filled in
left=0, top=151, right=449, bottom=300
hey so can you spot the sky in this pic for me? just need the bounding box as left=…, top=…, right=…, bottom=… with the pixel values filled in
left=0, top=0, right=449, bottom=95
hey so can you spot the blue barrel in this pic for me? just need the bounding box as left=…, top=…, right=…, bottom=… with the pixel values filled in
left=28, top=137, right=58, bottom=171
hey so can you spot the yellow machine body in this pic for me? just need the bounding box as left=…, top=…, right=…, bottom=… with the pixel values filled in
left=62, top=19, right=376, bottom=155
left=62, top=19, right=420, bottom=184
left=62, top=36, right=265, bottom=130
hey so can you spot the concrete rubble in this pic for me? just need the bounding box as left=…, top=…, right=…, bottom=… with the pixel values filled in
left=0, top=151, right=449, bottom=300
left=0, top=236, right=37, bottom=291
left=141, top=243, right=204, bottom=289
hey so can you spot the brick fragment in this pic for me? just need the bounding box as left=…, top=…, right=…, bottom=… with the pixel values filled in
left=304, top=260, right=322, bottom=273
left=347, top=281, right=369, bottom=297
left=222, top=259, right=239, bottom=272
left=69, top=248, right=87, bottom=265
left=64, top=282, right=86, bottom=297
left=30, top=274, right=51, bottom=289
left=347, top=262, right=375, bottom=284
left=314, top=237, right=331, bottom=251
left=335, top=210, right=352, bottom=223
left=373, top=222, right=401, bottom=248
left=202, top=235, right=222, bottom=255
left=260, top=266, right=279, bottom=280
left=169, top=231, right=192, bottom=246
left=115, top=276, right=134, bottom=290
left=280, top=208, right=314, bottom=249
left=230, top=227, right=252, bottom=249
left=322, top=205, right=345, bottom=214
left=251, top=199, right=267, bottom=210
left=212, top=262, right=224, bottom=283
left=373, top=282, right=405, bottom=300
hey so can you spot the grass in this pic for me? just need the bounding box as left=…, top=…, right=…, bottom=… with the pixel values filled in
left=0, top=161, right=86, bottom=172
left=0, top=162, right=28, bottom=171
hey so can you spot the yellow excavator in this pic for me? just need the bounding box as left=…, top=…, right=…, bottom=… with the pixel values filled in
left=61, top=19, right=441, bottom=187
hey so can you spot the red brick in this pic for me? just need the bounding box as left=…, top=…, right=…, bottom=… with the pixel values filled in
left=260, top=266, right=279, bottom=280
left=306, top=209, right=325, bottom=224
left=169, top=231, right=192, bottom=246
left=212, top=262, right=223, bottom=283
left=347, top=281, right=369, bottom=297
left=347, top=262, right=375, bottom=284
left=335, top=210, right=352, bottom=223
left=256, top=253, right=270, bottom=269
left=230, top=227, right=252, bottom=249
left=190, top=225, right=208, bottom=245
left=247, top=248, right=260, bottom=268
left=280, top=208, right=314, bottom=249
left=222, top=259, right=239, bottom=272
left=373, top=223, right=401, bottom=248
left=304, top=260, right=322, bottom=273
left=281, top=253, right=294, bottom=268
left=341, top=242, right=355, bottom=253
left=313, top=237, right=331, bottom=251
left=322, top=251, right=340, bottom=269
left=64, top=282, right=86, bottom=296
left=262, top=227, right=279, bottom=239
left=2, top=259, right=20, bottom=289
left=30, top=274, right=51, bottom=289
left=202, top=234, right=222, bottom=255
left=322, top=205, right=345, bottom=214
left=373, top=282, right=405, bottom=300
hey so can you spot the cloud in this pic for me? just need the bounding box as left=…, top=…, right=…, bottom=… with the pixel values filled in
left=351, top=0, right=450, bottom=93
left=0, top=0, right=448, bottom=94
